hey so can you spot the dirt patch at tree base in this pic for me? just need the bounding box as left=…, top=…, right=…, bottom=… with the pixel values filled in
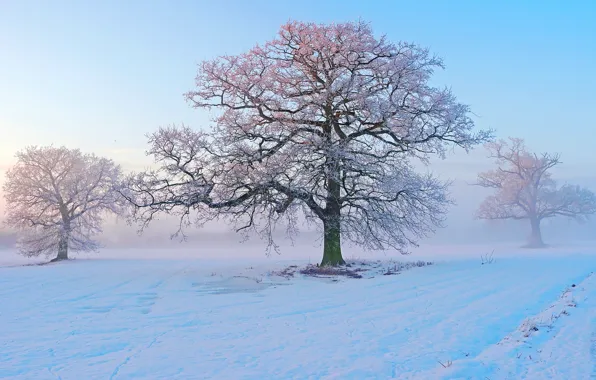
left=269, top=260, right=434, bottom=281
left=300, top=265, right=365, bottom=279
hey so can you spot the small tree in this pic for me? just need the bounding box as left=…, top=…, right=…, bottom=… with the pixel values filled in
left=2, top=146, right=124, bottom=261
left=123, top=20, right=490, bottom=266
left=475, top=138, right=596, bottom=247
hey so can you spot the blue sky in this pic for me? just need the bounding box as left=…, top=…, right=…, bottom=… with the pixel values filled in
left=1, top=0, right=595, bottom=179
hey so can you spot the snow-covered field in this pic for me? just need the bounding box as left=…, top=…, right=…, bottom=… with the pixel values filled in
left=1, top=245, right=596, bottom=379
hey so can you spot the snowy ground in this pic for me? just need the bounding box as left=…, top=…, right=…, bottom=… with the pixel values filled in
left=1, top=245, right=596, bottom=379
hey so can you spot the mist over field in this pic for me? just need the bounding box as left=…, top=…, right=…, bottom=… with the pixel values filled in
left=2, top=173, right=596, bottom=253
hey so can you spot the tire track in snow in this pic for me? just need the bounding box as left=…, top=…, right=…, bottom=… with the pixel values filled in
left=517, top=272, right=596, bottom=380
left=373, top=261, right=588, bottom=375
left=418, top=270, right=596, bottom=380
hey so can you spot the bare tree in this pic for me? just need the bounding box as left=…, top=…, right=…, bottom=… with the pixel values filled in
left=123, top=20, right=491, bottom=266
left=2, top=146, right=124, bottom=261
left=476, top=138, right=596, bottom=247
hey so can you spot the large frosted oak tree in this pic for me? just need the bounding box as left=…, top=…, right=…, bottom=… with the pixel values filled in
left=124, top=21, right=491, bottom=265
left=476, top=138, right=596, bottom=247
left=2, top=146, right=124, bottom=261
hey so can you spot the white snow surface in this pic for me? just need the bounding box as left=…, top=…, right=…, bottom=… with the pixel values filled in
left=1, top=245, right=596, bottom=379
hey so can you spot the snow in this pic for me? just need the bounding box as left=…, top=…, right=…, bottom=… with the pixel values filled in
left=1, top=245, right=596, bottom=379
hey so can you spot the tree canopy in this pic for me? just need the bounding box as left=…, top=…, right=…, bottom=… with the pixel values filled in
left=124, top=20, right=491, bottom=265
left=3, top=146, right=124, bottom=260
left=476, top=138, right=596, bottom=247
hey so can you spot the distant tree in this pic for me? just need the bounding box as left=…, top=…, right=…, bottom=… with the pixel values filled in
left=475, top=138, right=596, bottom=247
left=123, top=20, right=491, bottom=266
left=2, top=146, right=124, bottom=261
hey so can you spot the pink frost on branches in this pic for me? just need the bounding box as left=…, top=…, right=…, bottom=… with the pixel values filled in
left=476, top=137, right=596, bottom=247
left=188, top=21, right=487, bottom=159
left=125, top=20, right=491, bottom=265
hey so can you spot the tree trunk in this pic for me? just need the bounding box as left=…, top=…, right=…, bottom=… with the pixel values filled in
left=321, top=159, right=345, bottom=266
left=321, top=219, right=344, bottom=266
left=53, top=220, right=70, bottom=262
left=50, top=235, right=69, bottom=262
left=527, top=217, right=545, bottom=248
